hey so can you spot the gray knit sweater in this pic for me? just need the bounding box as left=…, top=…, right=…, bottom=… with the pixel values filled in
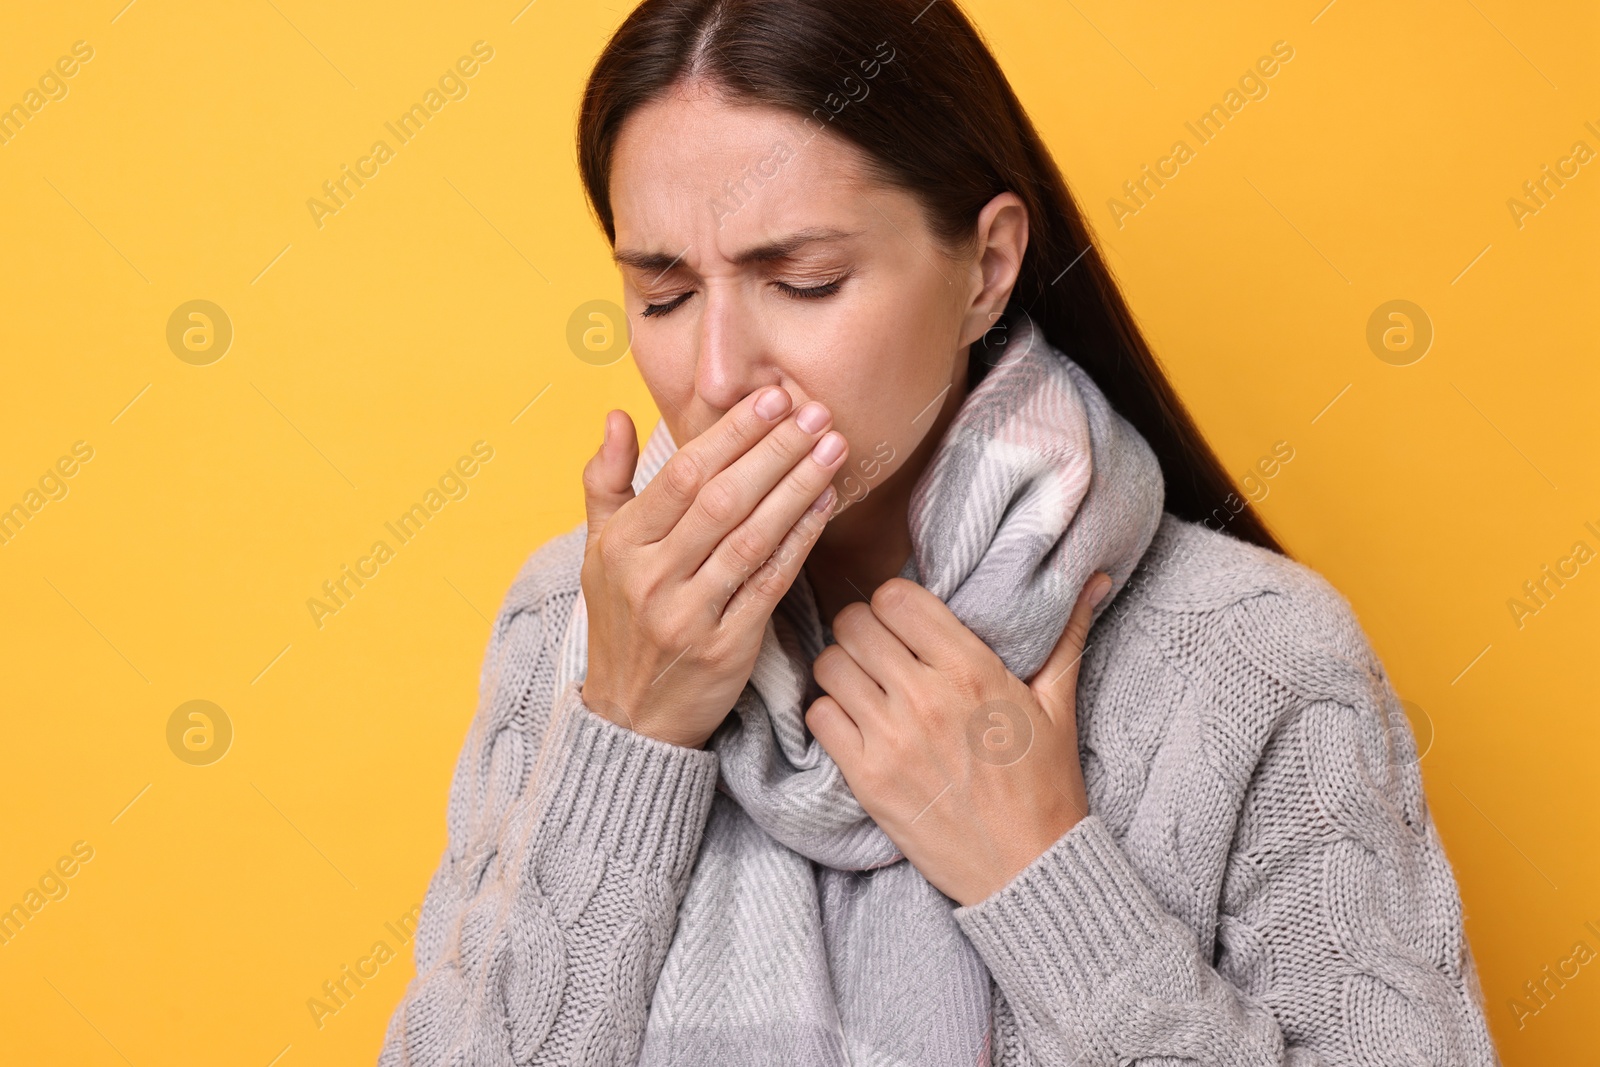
left=379, top=511, right=1500, bottom=1065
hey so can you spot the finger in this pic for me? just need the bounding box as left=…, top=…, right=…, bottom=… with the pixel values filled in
left=694, top=424, right=848, bottom=612
left=867, top=577, right=990, bottom=673
left=581, top=410, right=639, bottom=553
left=630, top=385, right=795, bottom=544
left=812, top=644, right=888, bottom=733
left=672, top=399, right=839, bottom=575
left=718, top=478, right=837, bottom=624
left=831, top=599, right=921, bottom=691
left=1029, top=571, right=1111, bottom=723
left=804, top=695, right=864, bottom=769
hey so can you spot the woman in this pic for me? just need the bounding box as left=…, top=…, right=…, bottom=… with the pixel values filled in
left=380, top=1, right=1499, bottom=1064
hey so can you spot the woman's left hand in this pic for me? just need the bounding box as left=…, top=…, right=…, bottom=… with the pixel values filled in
left=805, top=572, right=1112, bottom=907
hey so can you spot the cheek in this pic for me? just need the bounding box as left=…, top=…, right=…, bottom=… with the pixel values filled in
left=790, top=302, right=960, bottom=500
left=848, top=344, right=958, bottom=467
left=821, top=393, right=924, bottom=505
left=807, top=297, right=953, bottom=406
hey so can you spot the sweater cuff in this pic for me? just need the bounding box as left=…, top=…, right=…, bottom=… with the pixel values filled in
left=532, top=679, right=721, bottom=876
left=953, top=813, right=1178, bottom=1005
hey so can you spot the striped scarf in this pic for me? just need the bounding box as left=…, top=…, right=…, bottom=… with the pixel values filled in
left=553, top=314, right=1166, bottom=1064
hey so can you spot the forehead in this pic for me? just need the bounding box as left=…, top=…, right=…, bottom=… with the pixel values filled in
left=608, top=87, right=884, bottom=258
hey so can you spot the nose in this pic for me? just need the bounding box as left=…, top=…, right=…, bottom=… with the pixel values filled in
left=693, top=282, right=774, bottom=413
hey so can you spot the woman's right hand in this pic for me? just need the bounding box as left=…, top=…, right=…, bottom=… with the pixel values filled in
left=578, top=386, right=849, bottom=749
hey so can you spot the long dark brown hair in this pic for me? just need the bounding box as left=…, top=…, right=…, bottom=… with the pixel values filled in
left=576, top=0, right=1289, bottom=556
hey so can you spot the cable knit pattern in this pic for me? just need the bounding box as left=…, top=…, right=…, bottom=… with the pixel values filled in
left=379, top=511, right=1500, bottom=1066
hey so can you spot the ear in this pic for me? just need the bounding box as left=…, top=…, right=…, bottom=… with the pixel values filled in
left=957, top=191, right=1030, bottom=350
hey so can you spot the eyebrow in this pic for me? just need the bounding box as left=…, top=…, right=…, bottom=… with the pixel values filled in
left=612, top=226, right=865, bottom=275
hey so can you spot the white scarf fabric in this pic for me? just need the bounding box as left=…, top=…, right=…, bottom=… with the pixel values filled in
left=552, top=314, right=1166, bottom=1065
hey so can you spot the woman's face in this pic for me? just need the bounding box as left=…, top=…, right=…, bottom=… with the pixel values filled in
left=607, top=81, right=1023, bottom=513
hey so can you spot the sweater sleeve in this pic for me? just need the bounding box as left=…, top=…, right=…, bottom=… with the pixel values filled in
left=377, top=554, right=720, bottom=1065
left=952, top=695, right=1501, bottom=1066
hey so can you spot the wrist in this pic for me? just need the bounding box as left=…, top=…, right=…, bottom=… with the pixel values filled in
left=580, top=682, right=712, bottom=750
left=960, top=804, right=1085, bottom=907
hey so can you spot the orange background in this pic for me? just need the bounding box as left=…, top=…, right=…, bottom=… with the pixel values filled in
left=0, top=1, right=1594, bottom=1062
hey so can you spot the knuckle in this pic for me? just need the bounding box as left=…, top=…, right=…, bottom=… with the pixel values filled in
left=856, top=757, right=889, bottom=794
left=870, top=577, right=914, bottom=616
left=834, top=600, right=873, bottom=635
left=763, top=424, right=805, bottom=466
left=596, top=527, right=626, bottom=568
left=945, top=664, right=983, bottom=703
left=581, top=456, right=604, bottom=496
left=664, top=606, right=697, bottom=642
left=698, top=418, right=751, bottom=476
left=711, top=416, right=747, bottom=456
left=727, top=524, right=771, bottom=571
left=632, top=566, right=674, bottom=611
left=813, top=644, right=846, bottom=678
left=661, top=452, right=703, bottom=500
left=640, top=603, right=685, bottom=646
left=772, top=537, right=797, bottom=568
left=747, top=554, right=788, bottom=599
left=697, top=478, right=741, bottom=527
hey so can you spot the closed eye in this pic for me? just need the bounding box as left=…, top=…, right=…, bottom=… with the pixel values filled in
left=640, top=273, right=851, bottom=319
left=774, top=276, right=847, bottom=300
left=640, top=292, right=692, bottom=318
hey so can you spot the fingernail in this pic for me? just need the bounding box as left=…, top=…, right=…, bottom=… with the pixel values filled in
left=809, top=485, right=836, bottom=512
left=1088, top=574, right=1112, bottom=607
left=811, top=431, right=845, bottom=465
left=796, top=401, right=829, bottom=434
left=755, top=387, right=789, bottom=420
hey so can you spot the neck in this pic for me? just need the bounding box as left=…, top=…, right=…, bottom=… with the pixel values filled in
left=804, top=350, right=971, bottom=626
left=804, top=477, right=915, bottom=626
